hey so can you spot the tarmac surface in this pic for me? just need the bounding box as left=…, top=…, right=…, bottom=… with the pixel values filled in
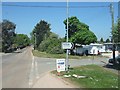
left=32, top=72, right=76, bottom=88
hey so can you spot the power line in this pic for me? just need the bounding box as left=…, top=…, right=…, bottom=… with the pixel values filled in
left=2, top=4, right=110, bottom=8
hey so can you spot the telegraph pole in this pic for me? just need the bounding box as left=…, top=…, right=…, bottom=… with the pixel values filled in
left=110, top=3, right=116, bottom=64
left=34, top=33, right=36, bottom=50
left=66, top=0, right=69, bottom=71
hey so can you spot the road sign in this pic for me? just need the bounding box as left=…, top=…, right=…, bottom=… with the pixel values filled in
left=56, top=59, right=65, bottom=72
left=62, top=42, right=74, bottom=49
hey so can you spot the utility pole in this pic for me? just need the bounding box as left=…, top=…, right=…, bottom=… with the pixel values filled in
left=34, top=33, right=36, bottom=50
left=66, top=0, right=69, bottom=71
left=110, top=3, right=116, bottom=64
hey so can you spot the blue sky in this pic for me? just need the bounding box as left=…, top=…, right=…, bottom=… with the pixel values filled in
left=2, top=2, right=118, bottom=41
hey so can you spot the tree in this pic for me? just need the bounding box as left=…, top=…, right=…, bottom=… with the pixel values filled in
left=105, top=38, right=110, bottom=43
left=64, top=16, right=89, bottom=38
left=38, top=32, right=64, bottom=54
left=100, top=38, right=104, bottom=43
left=14, top=34, right=30, bottom=47
left=112, top=18, right=120, bottom=43
left=0, top=23, right=1, bottom=52
left=118, top=18, right=120, bottom=43
left=63, top=16, right=97, bottom=44
left=1, top=20, right=16, bottom=52
left=30, top=32, right=35, bottom=44
left=31, top=20, right=51, bottom=49
left=70, top=30, right=97, bottom=45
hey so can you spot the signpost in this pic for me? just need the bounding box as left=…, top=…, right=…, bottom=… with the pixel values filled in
left=61, top=42, right=73, bottom=71
left=56, top=0, right=70, bottom=73
left=56, top=59, right=65, bottom=73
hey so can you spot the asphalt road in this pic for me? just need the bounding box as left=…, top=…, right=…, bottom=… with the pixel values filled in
left=2, top=47, right=32, bottom=88
left=1, top=47, right=116, bottom=88
left=35, top=56, right=109, bottom=75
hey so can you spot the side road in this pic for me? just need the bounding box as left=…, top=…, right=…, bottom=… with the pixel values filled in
left=32, top=72, right=77, bottom=88
left=32, top=56, right=118, bottom=88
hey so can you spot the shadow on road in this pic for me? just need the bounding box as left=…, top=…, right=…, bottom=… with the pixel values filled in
left=103, top=64, right=120, bottom=71
left=12, top=51, right=22, bottom=53
left=5, top=51, right=22, bottom=54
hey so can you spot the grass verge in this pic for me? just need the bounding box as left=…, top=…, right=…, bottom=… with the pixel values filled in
left=51, top=65, right=118, bottom=89
left=32, top=50, right=104, bottom=59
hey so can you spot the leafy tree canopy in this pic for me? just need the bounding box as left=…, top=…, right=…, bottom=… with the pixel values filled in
left=31, top=20, right=51, bottom=48
left=38, top=32, right=64, bottom=54
left=112, top=18, right=120, bottom=43
left=100, top=38, right=104, bottom=43
left=105, top=38, right=110, bottom=43
left=1, top=19, right=16, bottom=52
left=64, top=16, right=89, bottom=38
left=14, top=34, right=30, bottom=47
left=70, top=30, right=97, bottom=45
left=64, top=16, right=97, bottom=44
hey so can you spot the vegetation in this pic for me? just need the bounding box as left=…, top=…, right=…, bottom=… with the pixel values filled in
left=31, top=20, right=51, bottom=49
left=1, top=20, right=16, bottom=52
left=38, top=32, right=64, bottom=54
left=52, top=65, right=118, bottom=88
left=1, top=19, right=30, bottom=53
left=105, top=38, right=111, bottom=43
left=0, top=44, right=2, bottom=52
left=31, top=20, right=65, bottom=54
left=13, top=34, right=30, bottom=48
left=70, top=30, right=97, bottom=45
left=100, top=38, right=104, bottom=43
left=32, top=50, right=103, bottom=59
left=112, top=18, right=120, bottom=43
left=64, top=16, right=97, bottom=45
left=33, top=50, right=64, bottom=58
left=30, top=17, right=98, bottom=54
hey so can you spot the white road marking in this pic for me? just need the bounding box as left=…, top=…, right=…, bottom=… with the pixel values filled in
left=35, top=60, right=39, bottom=79
left=29, top=50, right=39, bottom=88
left=28, top=51, right=34, bottom=88
left=28, top=79, right=33, bottom=88
left=46, top=62, right=51, bottom=64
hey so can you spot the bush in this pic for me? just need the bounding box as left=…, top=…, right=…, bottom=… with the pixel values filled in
left=46, top=44, right=64, bottom=54
left=38, top=40, right=50, bottom=52
left=38, top=37, right=64, bottom=54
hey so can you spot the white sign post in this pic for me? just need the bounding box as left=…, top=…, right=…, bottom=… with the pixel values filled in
left=62, top=42, right=74, bottom=50
left=56, top=59, right=65, bottom=72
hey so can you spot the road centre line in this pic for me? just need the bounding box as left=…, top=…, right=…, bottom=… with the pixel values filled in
left=29, top=50, right=39, bottom=88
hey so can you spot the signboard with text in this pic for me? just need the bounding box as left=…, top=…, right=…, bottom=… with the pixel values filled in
left=56, top=59, right=65, bottom=72
left=62, top=42, right=74, bottom=49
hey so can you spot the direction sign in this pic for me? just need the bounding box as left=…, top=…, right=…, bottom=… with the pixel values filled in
left=62, top=42, right=74, bottom=49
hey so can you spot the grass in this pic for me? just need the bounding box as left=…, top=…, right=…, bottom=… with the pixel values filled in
left=52, top=65, right=119, bottom=89
left=32, top=50, right=104, bottom=59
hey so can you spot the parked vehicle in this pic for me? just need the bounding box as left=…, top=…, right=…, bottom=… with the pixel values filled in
left=74, top=43, right=105, bottom=55
left=86, top=43, right=105, bottom=55
left=109, top=55, right=120, bottom=65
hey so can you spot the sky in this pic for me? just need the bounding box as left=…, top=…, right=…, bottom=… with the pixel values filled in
left=2, top=2, right=119, bottom=41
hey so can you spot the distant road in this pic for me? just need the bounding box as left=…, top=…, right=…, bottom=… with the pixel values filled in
left=2, top=47, right=32, bottom=88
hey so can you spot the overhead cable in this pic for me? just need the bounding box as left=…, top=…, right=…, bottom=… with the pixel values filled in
left=2, top=4, right=110, bottom=8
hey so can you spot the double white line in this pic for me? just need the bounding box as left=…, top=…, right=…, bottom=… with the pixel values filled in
left=29, top=51, right=39, bottom=88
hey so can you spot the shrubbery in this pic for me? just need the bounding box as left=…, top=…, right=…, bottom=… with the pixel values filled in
left=38, top=33, right=64, bottom=54
left=46, top=44, right=64, bottom=54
